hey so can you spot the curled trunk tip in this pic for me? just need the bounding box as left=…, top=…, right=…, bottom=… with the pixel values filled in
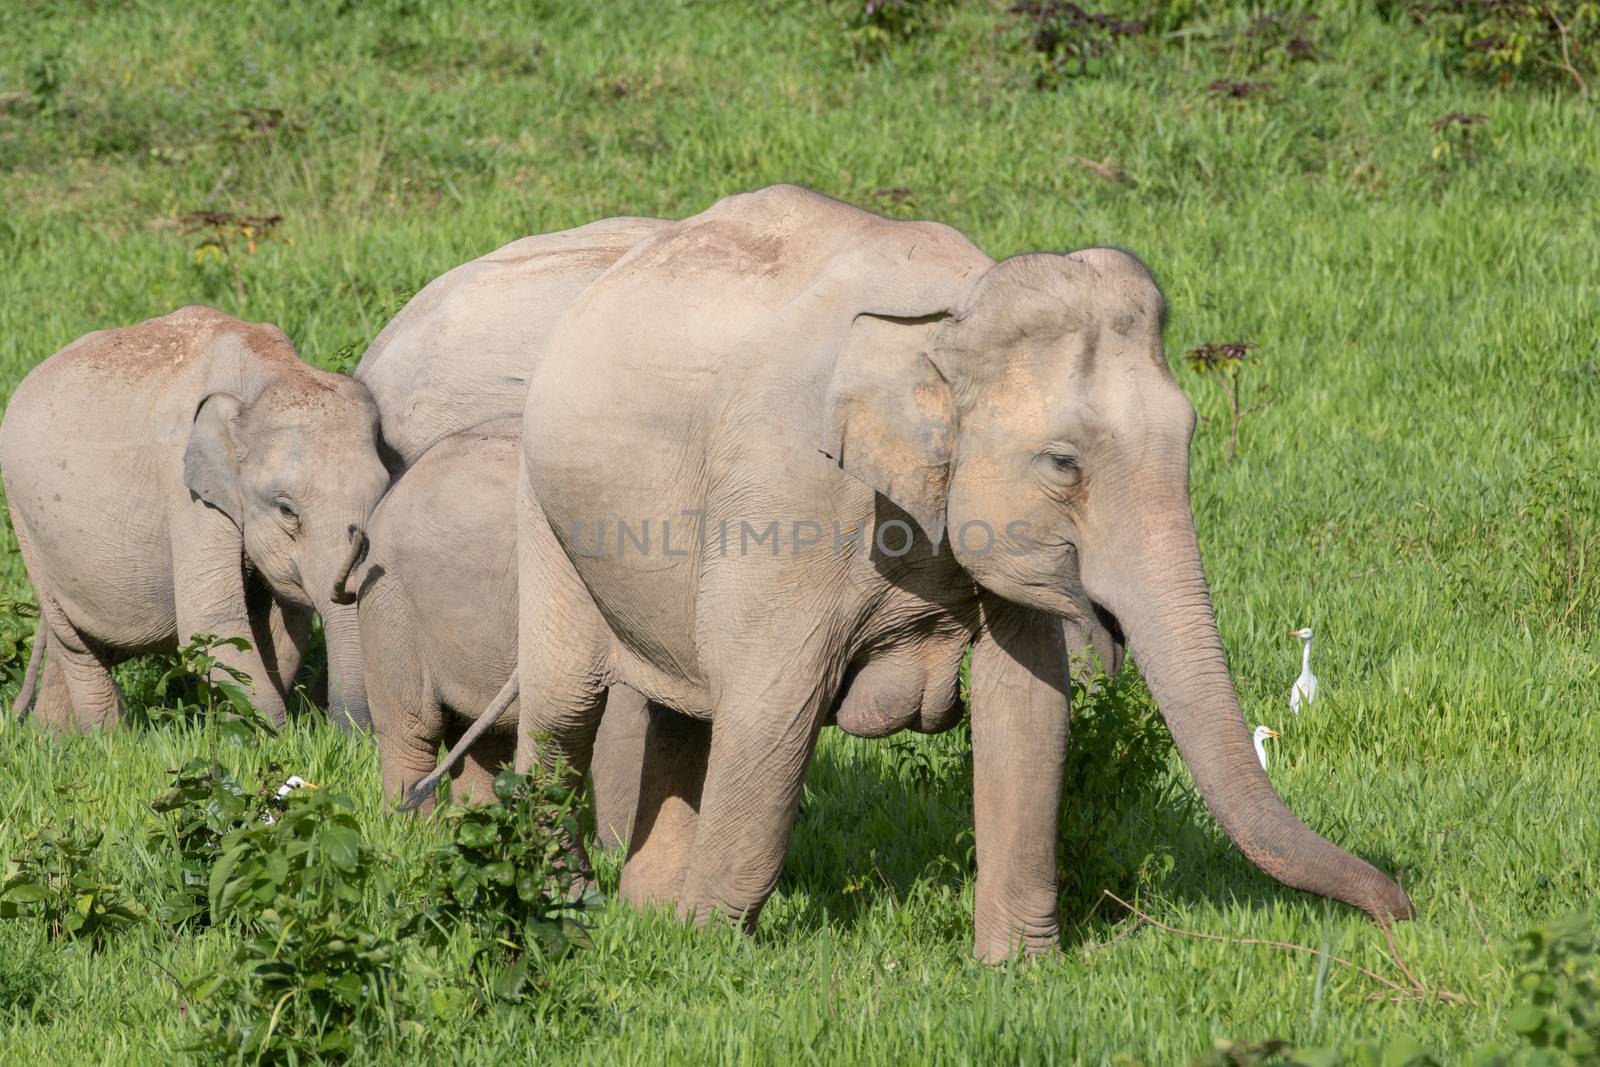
left=330, top=524, right=368, bottom=605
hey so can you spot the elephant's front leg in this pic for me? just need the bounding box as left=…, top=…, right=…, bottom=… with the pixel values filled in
left=619, top=700, right=710, bottom=907
left=245, top=574, right=312, bottom=713
left=170, top=504, right=287, bottom=724
left=676, top=669, right=832, bottom=932
left=970, top=595, right=1072, bottom=962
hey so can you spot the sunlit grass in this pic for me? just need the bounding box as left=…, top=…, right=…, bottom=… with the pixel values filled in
left=1, top=1, right=1597, bottom=1063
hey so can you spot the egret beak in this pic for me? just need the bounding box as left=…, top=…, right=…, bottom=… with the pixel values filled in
left=1265, top=728, right=1280, bottom=739
left=302, top=782, right=320, bottom=790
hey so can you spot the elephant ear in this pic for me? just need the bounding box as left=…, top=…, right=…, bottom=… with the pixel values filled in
left=821, top=311, right=957, bottom=545
left=184, top=392, right=246, bottom=525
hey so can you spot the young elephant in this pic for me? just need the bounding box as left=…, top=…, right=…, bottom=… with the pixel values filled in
left=0, top=306, right=389, bottom=730
left=358, top=420, right=651, bottom=828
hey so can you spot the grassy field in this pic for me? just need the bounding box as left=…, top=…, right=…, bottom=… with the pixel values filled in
left=2, top=1, right=1598, bottom=1063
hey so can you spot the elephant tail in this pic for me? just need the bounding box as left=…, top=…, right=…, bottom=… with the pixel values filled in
left=398, top=673, right=518, bottom=812
left=12, top=620, right=46, bottom=722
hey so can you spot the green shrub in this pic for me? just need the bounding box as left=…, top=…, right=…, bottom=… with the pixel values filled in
left=404, top=767, right=595, bottom=1004
left=1402, top=1, right=1600, bottom=93
left=146, top=758, right=281, bottom=927
left=840, top=0, right=952, bottom=60
left=1058, top=659, right=1180, bottom=917
left=184, top=788, right=400, bottom=1063
left=0, top=820, right=147, bottom=945
left=0, top=592, right=38, bottom=705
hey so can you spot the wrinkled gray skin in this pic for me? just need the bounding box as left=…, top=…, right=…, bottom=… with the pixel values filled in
left=0, top=306, right=388, bottom=730
left=352, top=219, right=667, bottom=842
left=354, top=216, right=670, bottom=470
left=515, top=185, right=1415, bottom=961
left=358, top=418, right=649, bottom=833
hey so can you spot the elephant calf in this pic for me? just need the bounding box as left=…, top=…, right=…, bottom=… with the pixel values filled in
left=358, top=420, right=648, bottom=835
left=0, top=306, right=389, bottom=730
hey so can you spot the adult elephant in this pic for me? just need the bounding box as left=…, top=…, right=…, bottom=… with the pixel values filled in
left=0, top=306, right=388, bottom=730
left=356, top=217, right=667, bottom=842
left=515, top=185, right=1414, bottom=960
left=354, top=215, right=669, bottom=470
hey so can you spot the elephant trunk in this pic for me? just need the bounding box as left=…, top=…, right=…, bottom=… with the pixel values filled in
left=319, top=598, right=369, bottom=732
left=329, top=524, right=368, bottom=605
left=1085, top=500, right=1414, bottom=923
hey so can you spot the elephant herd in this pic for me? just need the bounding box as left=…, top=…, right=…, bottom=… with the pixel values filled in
left=0, top=184, right=1413, bottom=961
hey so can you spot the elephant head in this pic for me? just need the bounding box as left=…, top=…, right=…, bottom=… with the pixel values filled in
left=183, top=378, right=390, bottom=730
left=823, top=248, right=1413, bottom=923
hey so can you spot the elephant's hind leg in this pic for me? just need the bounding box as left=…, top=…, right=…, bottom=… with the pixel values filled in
left=447, top=714, right=517, bottom=804
left=45, top=619, right=122, bottom=730
left=9, top=512, right=120, bottom=729
left=619, top=701, right=709, bottom=909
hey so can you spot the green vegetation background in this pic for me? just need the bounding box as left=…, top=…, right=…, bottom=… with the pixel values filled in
left=1, top=1, right=1597, bottom=1063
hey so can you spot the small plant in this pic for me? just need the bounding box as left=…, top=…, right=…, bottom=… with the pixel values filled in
left=1429, top=110, right=1489, bottom=160
left=1507, top=911, right=1599, bottom=1060
left=842, top=0, right=951, bottom=60
left=145, top=633, right=276, bottom=753
left=1205, top=78, right=1275, bottom=99
left=181, top=210, right=283, bottom=301
left=404, top=767, right=594, bottom=1003
left=1057, top=658, right=1179, bottom=917
left=184, top=787, right=399, bottom=1062
left=0, top=820, right=147, bottom=945
left=1403, top=1, right=1598, bottom=93
left=146, top=758, right=282, bottom=926
left=0, top=591, right=39, bottom=701
left=1211, top=11, right=1322, bottom=68
left=1183, top=342, right=1273, bottom=467
left=24, top=50, right=63, bottom=114
left=1010, top=2, right=1147, bottom=87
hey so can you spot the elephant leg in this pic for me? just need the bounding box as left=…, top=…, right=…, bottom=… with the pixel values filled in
left=245, top=576, right=311, bottom=713
left=170, top=503, right=286, bottom=725
left=676, top=676, right=831, bottom=932
left=31, top=645, right=73, bottom=728
left=376, top=692, right=443, bottom=813
left=590, top=685, right=651, bottom=852
left=619, top=701, right=709, bottom=908
left=364, top=598, right=442, bottom=810
left=49, top=619, right=121, bottom=730
left=969, top=595, right=1072, bottom=962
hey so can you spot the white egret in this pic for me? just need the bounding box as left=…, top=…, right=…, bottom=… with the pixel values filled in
left=1287, top=626, right=1317, bottom=714
left=274, top=775, right=318, bottom=800
left=1252, top=725, right=1280, bottom=770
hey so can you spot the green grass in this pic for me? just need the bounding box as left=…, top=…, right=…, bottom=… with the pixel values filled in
left=2, top=1, right=1598, bottom=1063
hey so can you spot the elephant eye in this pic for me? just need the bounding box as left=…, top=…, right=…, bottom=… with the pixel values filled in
left=1040, top=451, right=1084, bottom=488
left=273, top=497, right=300, bottom=522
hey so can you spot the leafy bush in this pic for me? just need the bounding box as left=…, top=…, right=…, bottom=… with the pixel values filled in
left=1508, top=911, right=1599, bottom=1062
left=130, top=634, right=277, bottom=745
left=1401, top=1, right=1600, bottom=93
left=1057, top=660, right=1180, bottom=917
left=841, top=0, right=952, bottom=60
left=184, top=788, right=400, bottom=1063
left=1009, top=2, right=1148, bottom=87
left=404, top=768, right=594, bottom=1004
left=0, top=820, right=146, bottom=945
left=0, top=592, right=38, bottom=704
left=146, top=758, right=280, bottom=927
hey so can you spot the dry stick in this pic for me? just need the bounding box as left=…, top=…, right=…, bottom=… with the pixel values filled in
left=1543, top=4, right=1589, bottom=96
left=1100, top=891, right=1468, bottom=1004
